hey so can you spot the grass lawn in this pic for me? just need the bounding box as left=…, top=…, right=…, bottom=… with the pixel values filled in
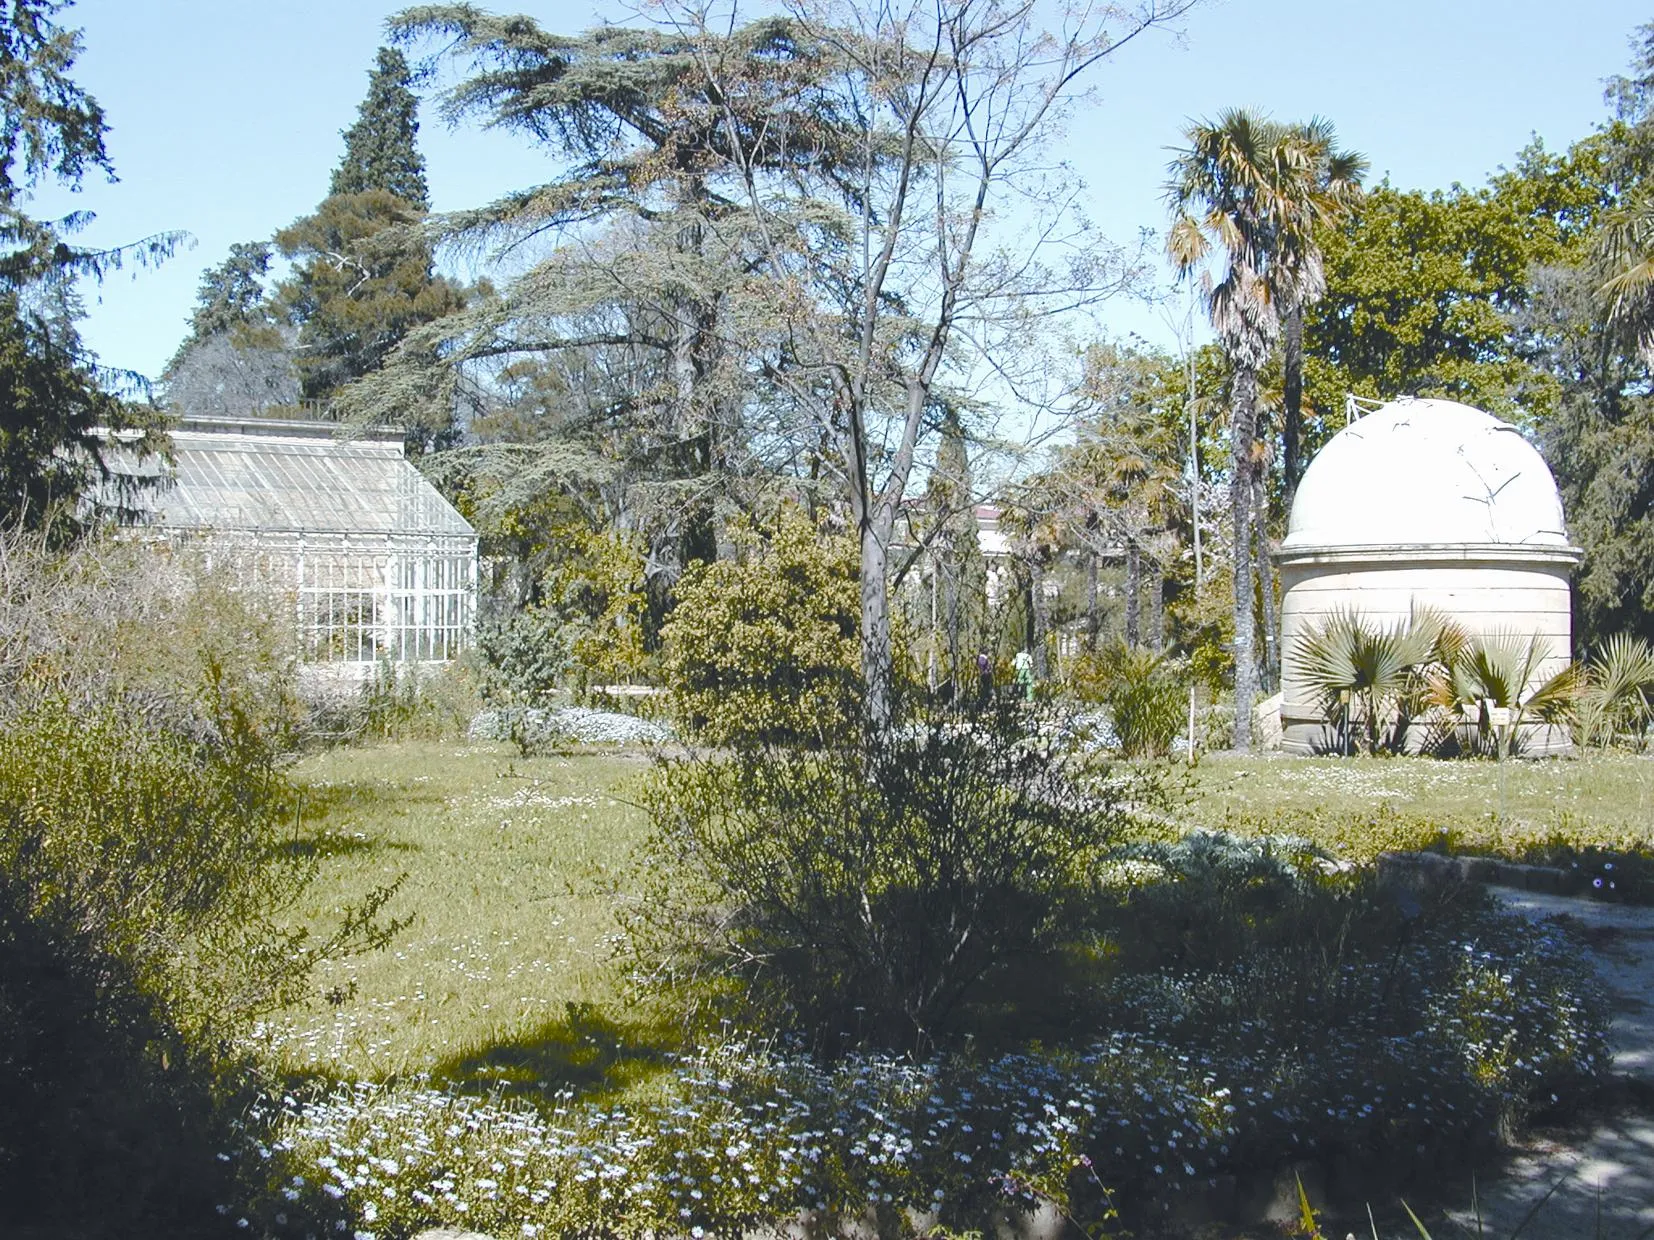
left=261, top=740, right=1654, bottom=1089
left=1179, top=750, right=1654, bottom=860
left=240, top=739, right=1624, bottom=1238
left=258, top=740, right=654, bottom=1083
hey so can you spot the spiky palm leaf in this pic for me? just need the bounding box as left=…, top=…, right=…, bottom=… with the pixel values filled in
left=1597, top=196, right=1654, bottom=363
left=1578, top=633, right=1654, bottom=748
left=1294, top=608, right=1434, bottom=753
left=1440, top=631, right=1581, bottom=756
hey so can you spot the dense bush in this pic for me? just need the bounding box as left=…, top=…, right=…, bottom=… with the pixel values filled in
left=0, top=531, right=304, bottom=746
left=476, top=603, right=568, bottom=702
left=301, top=658, right=483, bottom=743
left=477, top=526, right=656, bottom=702
left=0, top=534, right=401, bottom=1236
left=661, top=509, right=861, bottom=747
left=1070, top=643, right=1189, bottom=757
left=631, top=696, right=1169, bottom=1054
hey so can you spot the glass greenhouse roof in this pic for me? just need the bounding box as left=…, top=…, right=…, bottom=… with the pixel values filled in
left=113, top=417, right=475, bottom=539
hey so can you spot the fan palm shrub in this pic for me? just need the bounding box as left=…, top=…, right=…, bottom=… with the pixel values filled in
left=1293, top=607, right=1439, bottom=753
left=1575, top=633, right=1654, bottom=749
left=1427, top=631, right=1582, bottom=757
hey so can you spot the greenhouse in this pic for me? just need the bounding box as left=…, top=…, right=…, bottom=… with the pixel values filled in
left=113, top=416, right=478, bottom=666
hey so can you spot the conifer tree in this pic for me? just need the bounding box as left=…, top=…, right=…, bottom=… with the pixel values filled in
left=0, top=0, right=176, bottom=532
left=923, top=411, right=989, bottom=686
left=330, top=47, right=428, bottom=208
left=162, top=242, right=300, bottom=419
left=381, top=1, right=1186, bottom=724
left=274, top=45, right=461, bottom=442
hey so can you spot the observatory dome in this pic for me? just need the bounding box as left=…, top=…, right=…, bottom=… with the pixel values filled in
left=1282, top=398, right=1569, bottom=553
left=1275, top=397, right=1580, bottom=756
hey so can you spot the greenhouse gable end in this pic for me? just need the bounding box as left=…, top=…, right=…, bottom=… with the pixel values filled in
left=111, top=417, right=477, bottom=666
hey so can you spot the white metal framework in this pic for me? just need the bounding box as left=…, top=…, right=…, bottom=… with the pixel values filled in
left=112, top=417, right=478, bottom=666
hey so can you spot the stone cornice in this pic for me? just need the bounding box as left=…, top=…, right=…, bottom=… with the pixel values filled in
left=1275, top=541, right=1583, bottom=568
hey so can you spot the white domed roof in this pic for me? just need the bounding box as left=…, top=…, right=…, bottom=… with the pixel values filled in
left=1282, top=398, right=1572, bottom=553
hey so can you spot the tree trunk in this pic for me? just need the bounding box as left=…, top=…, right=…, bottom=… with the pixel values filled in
left=1282, top=301, right=1304, bottom=515
left=1231, top=366, right=1259, bottom=752
left=1124, top=541, right=1141, bottom=647
left=1148, top=564, right=1164, bottom=652
left=1254, top=466, right=1279, bottom=693
left=860, top=518, right=895, bottom=730
left=1085, top=549, right=1100, bottom=650
left=1029, top=558, right=1050, bottom=678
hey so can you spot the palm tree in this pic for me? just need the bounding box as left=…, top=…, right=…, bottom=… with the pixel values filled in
left=1274, top=119, right=1366, bottom=511
left=1596, top=194, right=1654, bottom=362
left=1165, top=109, right=1325, bottom=750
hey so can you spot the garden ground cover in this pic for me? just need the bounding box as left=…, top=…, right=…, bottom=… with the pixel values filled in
left=266, top=744, right=1654, bottom=1081
left=240, top=741, right=1625, bottom=1236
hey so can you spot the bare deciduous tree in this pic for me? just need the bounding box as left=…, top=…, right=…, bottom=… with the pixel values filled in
left=691, top=0, right=1196, bottom=725
left=162, top=330, right=301, bottom=419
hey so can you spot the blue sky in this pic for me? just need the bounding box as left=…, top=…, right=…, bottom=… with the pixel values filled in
left=34, top=0, right=1654, bottom=381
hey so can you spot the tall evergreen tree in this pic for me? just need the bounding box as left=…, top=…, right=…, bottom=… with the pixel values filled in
left=330, top=47, right=428, bottom=208
left=384, top=1, right=1183, bottom=727
left=0, top=0, right=176, bottom=531
left=274, top=45, right=461, bottom=442
left=921, top=410, right=988, bottom=689
left=164, top=242, right=279, bottom=365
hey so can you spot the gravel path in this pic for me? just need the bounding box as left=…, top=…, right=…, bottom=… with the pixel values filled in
left=1444, top=891, right=1654, bottom=1237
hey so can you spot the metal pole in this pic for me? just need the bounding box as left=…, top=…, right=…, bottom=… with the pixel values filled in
left=1188, top=331, right=1202, bottom=591
left=1188, top=684, right=1197, bottom=764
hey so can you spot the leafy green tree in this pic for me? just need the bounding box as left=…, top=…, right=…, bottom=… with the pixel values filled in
left=1519, top=28, right=1654, bottom=647
left=1304, top=133, right=1613, bottom=435
left=361, top=10, right=890, bottom=584
left=0, top=298, right=154, bottom=522
left=1067, top=342, right=1192, bottom=648
left=171, top=241, right=276, bottom=350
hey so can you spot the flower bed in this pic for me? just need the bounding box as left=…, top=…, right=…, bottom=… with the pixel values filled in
left=231, top=904, right=1606, bottom=1238
left=468, top=707, right=673, bottom=748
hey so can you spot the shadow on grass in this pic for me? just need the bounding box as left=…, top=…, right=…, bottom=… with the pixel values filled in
left=276, top=831, right=420, bottom=861
left=430, top=1001, right=675, bottom=1101
left=273, top=778, right=432, bottom=860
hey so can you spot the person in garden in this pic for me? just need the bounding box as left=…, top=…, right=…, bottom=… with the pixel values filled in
left=1013, top=649, right=1034, bottom=700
